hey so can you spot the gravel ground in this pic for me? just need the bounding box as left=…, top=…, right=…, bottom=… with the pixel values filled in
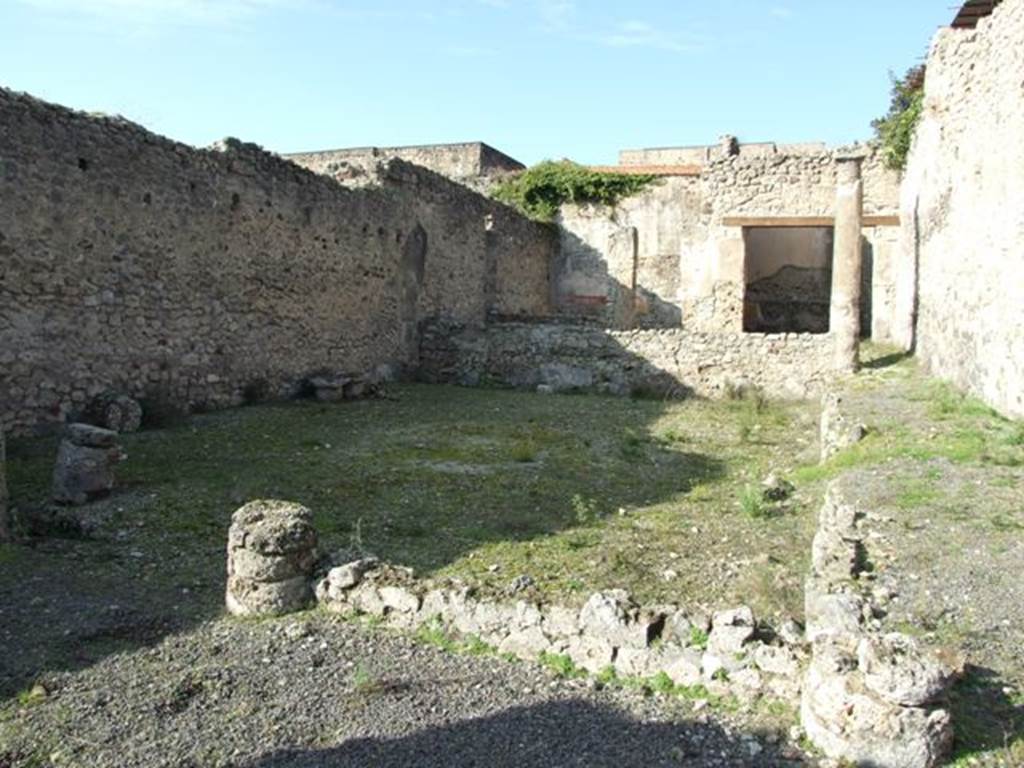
left=0, top=614, right=813, bottom=768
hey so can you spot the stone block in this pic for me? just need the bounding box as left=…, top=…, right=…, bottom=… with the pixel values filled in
left=566, top=634, right=616, bottom=674
left=85, top=392, right=143, bottom=434
left=579, top=590, right=657, bottom=650
left=708, top=605, right=756, bottom=655
left=857, top=633, right=959, bottom=707
left=499, top=626, right=550, bottom=661
left=226, top=500, right=318, bottom=617
left=52, top=424, right=125, bottom=505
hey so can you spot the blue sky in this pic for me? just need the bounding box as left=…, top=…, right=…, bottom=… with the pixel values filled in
left=1, top=1, right=951, bottom=165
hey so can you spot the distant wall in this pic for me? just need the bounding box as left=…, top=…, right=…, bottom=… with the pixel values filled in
left=420, top=320, right=835, bottom=401
left=619, top=140, right=828, bottom=166
left=375, top=161, right=555, bottom=323
left=287, top=142, right=524, bottom=188
left=901, top=0, right=1024, bottom=419
left=0, top=89, right=554, bottom=435
left=555, top=149, right=903, bottom=337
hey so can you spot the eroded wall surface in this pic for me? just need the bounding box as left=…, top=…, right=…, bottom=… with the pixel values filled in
left=420, top=320, right=835, bottom=401
left=0, top=89, right=555, bottom=435
left=901, top=0, right=1024, bottom=419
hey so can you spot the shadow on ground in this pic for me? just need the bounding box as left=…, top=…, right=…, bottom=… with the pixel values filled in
left=242, top=699, right=785, bottom=768
left=950, top=665, right=1024, bottom=763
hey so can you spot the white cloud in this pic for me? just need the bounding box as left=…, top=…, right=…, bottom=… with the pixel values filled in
left=770, top=6, right=793, bottom=18
left=593, top=19, right=703, bottom=53
left=15, top=0, right=288, bottom=26
left=538, top=0, right=575, bottom=31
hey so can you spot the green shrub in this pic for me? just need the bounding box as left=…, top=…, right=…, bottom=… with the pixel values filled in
left=872, top=65, right=926, bottom=171
left=492, top=160, right=656, bottom=221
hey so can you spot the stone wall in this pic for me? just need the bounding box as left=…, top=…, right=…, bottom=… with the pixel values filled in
left=420, top=320, right=835, bottom=401
left=0, top=431, right=8, bottom=542
left=287, top=141, right=524, bottom=191
left=315, top=557, right=805, bottom=705
left=376, top=162, right=556, bottom=323
left=901, top=0, right=1024, bottom=419
left=554, top=147, right=904, bottom=339
left=619, top=140, right=829, bottom=166
left=801, top=476, right=957, bottom=768
left=0, top=88, right=555, bottom=435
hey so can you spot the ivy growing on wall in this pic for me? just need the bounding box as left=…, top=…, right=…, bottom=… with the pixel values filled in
left=492, top=160, right=656, bottom=222
left=872, top=65, right=926, bottom=171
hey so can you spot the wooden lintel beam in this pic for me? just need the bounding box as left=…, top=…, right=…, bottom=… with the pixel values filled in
left=722, top=215, right=900, bottom=228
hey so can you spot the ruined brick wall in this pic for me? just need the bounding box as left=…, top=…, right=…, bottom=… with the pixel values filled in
left=556, top=148, right=903, bottom=337
left=0, top=89, right=554, bottom=435
left=619, top=141, right=830, bottom=166
left=287, top=142, right=523, bottom=188
left=420, top=320, right=835, bottom=401
left=376, top=162, right=555, bottom=324
left=0, top=88, right=415, bottom=435
left=901, top=0, right=1024, bottom=419
left=297, top=157, right=555, bottom=323
left=487, top=204, right=557, bottom=319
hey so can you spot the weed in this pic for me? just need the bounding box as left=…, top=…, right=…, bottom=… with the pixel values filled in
left=349, top=517, right=367, bottom=553
left=510, top=440, right=538, bottom=463
left=689, top=627, right=709, bottom=651
left=646, top=671, right=676, bottom=695
left=570, top=494, right=600, bottom=526
left=659, top=428, right=688, bottom=445
left=739, top=485, right=769, bottom=520
left=620, top=428, right=646, bottom=460
left=414, top=619, right=458, bottom=652
left=538, top=652, right=585, bottom=679
left=1004, top=423, right=1024, bottom=447
left=991, top=515, right=1024, bottom=532
left=461, top=635, right=496, bottom=657
left=596, top=666, right=619, bottom=686
left=15, top=684, right=48, bottom=709
left=726, top=382, right=767, bottom=410
left=688, top=484, right=714, bottom=503
left=351, top=664, right=387, bottom=696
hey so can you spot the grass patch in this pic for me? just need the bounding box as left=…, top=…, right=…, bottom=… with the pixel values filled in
left=510, top=439, right=539, bottom=463
left=415, top=620, right=497, bottom=658
left=893, top=478, right=942, bottom=510
left=738, top=485, right=769, bottom=520
left=538, top=652, right=586, bottom=679
left=351, top=664, right=388, bottom=697
left=689, top=627, right=709, bottom=651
